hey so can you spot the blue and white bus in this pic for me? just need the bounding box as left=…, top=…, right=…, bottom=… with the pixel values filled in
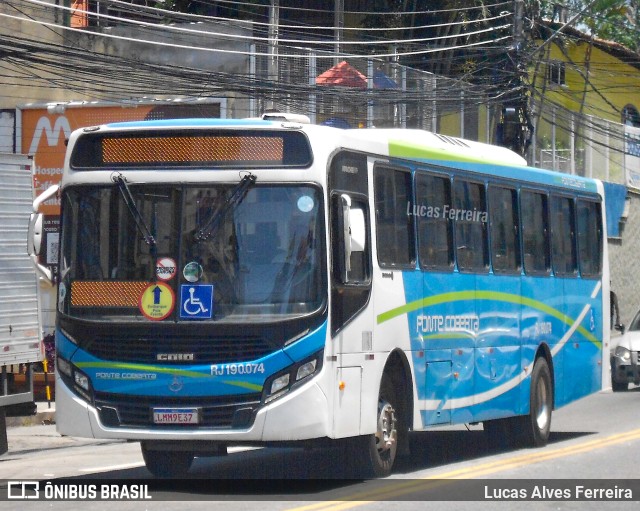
left=29, top=114, right=608, bottom=477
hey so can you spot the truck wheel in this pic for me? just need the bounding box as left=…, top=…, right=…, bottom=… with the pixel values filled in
left=611, top=377, right=628, bottom=392
left=519, top=357, right=553, bottom=447
left=141, top=442, right=193, bottom=478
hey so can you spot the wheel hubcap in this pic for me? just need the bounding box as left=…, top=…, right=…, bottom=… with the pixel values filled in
left=535, top=377, right=549, bottom=430
left=376, top=400, right=397, bottom=454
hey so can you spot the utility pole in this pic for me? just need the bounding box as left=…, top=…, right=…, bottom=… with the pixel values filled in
left=513, top=0, right=524, bottom=50
left=334, top=0, right=344, bottom=65
left=499, top=0, right=532, bottom=157
left=267, top=0, right=280, bottom=110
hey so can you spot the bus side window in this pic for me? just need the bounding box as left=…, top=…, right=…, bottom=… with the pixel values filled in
left=488, top=185, right=521, bottom=274
left=374, top=166, right=416, bottom=268
left=415, top=172, right=454, bottom=271
left=520, top=190, right=551, bottom=275
left=551, top=195, right=577, bottom=276
left=453, top=179, right=489, bottom=273
left=577, top=199, right=603, bottom=277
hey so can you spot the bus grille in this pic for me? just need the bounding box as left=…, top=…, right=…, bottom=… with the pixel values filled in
left=94, top=392, right=262, bottom=429
left=85, top=334, right=273, bottom=364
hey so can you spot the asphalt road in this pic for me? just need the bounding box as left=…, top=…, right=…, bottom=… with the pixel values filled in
left=1, top=386, right=640, bottom=510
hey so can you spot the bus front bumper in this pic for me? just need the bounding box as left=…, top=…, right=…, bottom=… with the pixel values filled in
left=55, top=374, right=330, bottom=443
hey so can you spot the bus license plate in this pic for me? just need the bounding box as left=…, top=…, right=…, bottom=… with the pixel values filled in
left=153, top=408, right=200, bottom=425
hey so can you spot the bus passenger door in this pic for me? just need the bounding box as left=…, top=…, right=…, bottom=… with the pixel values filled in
left=328, top=151, right=375, bottom=438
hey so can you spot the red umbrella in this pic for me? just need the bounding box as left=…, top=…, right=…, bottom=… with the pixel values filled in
left=316, top=61, right=367, bottom=88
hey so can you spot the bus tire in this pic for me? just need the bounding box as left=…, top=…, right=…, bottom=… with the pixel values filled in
left=348, top=374, right=399, bottom=478
left=520, top=357, right=553, bottom=447
left=141, top=442, right=194, bottom=478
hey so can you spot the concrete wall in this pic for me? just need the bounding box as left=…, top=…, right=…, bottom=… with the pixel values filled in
left=0, top=2, right=252, bottom=115
left=0, top=1, right=69, bottom=107
left=609, top=192, right=640, bottom=327
left=86, top=22, right=251, bottom=75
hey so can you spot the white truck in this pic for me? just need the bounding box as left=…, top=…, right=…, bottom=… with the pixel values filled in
left=0, top=153, right=44, bottom=454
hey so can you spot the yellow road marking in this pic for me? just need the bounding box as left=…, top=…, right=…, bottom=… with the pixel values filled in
left=285, top=428, right=640, bottom=511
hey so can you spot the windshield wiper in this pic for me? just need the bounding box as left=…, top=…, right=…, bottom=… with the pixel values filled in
left=112, top=173, right=157, bottom=249
left=194, top=173, right=257, bottom=241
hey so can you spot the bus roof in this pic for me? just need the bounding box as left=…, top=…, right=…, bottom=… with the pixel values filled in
left=94, top=117, right=599, bottom=194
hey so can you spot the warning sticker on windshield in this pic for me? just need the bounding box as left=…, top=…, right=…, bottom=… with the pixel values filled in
left=155, top=257, right=177, bottom=281
left=139, top=282, right=175, bottom=321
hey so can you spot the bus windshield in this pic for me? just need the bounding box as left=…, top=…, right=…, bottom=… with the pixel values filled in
left=59, top=182, right=325, bottom=322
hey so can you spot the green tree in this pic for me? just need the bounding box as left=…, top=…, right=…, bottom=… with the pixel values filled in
left=360, top=0, right=513, bottom=77
left=539, top=0, right=640, bottom=52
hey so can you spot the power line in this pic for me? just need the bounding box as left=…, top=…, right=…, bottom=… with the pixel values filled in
left=11, top=0, right=513, bottom=56
left=177, top=0, right=514, bottom=17
left=101, top=0, right=514, bottom=33
left=3, top=0, right=637, bottom=166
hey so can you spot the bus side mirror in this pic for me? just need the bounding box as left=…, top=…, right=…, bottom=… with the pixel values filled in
left=28, top=212, right=44, bottom=256
left=349, top=207, right=366, bottom=252
left=339, top=194, right=366, bottom=283
left=341, top=194, right=352, bottom=276
left=27, top=184, right=59, bottom=285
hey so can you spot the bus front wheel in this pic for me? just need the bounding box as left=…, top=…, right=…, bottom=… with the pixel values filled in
left=520, top=357, right=553, bottom=447
left=348, top=374, right=399, bottom=478
left=141, top=442, right=194, bottom=478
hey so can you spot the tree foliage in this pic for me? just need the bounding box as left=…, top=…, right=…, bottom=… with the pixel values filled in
left=538, top=0, right=640, bottom=52
left=359, top=0, right=513, bottom=78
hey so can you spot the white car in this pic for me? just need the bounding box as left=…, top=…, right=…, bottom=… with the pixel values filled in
left=611, top=315, right=640, bottom=391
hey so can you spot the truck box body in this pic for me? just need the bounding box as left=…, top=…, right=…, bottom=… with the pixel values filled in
left=0, top=153, right=42, bottom=407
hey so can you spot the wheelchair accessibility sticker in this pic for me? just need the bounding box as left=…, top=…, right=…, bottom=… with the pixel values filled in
left=180, top=284, right=214, bottom=319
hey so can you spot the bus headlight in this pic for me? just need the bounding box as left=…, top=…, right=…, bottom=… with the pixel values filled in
left=57, top=356, right=73, bottom=378
left=57, top=355, right=94, bottom=404
left=296, top=359, right=317, bottom=381
left=270, top=374, right=290, bottom=395
left=263, top=351, right=323, bottom=404
left=74, top=372, right=90, bottom=392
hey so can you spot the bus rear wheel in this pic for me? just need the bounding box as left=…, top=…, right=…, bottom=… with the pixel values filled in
left=141, top=442, right=194, bottom=478
left=519, top=357, right=553, bottom=447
